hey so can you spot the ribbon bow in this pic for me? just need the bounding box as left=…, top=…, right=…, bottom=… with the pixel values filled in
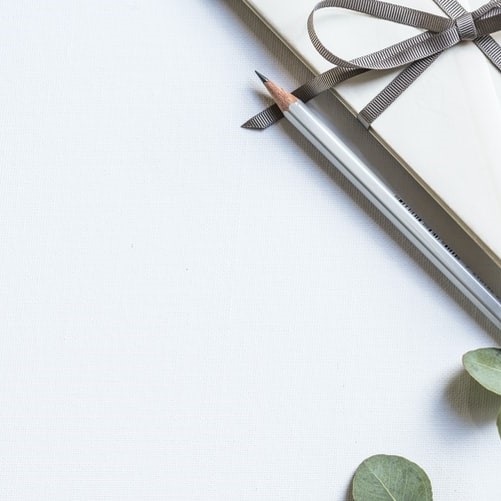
left=242, top=0, right=501, bottom=129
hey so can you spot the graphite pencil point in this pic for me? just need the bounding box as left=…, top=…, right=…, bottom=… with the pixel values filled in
left=254, top=70, right=269, bottom=83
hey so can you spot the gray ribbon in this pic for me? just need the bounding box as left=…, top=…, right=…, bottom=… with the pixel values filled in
left=242, top=0, right=501, bottom=129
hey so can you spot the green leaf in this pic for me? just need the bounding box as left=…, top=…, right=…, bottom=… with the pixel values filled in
left=352, top=455, right=432, bottom=501
left=463, top=348, right=501, bottom=395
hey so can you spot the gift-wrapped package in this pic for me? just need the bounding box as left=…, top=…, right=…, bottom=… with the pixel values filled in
left=243, top=0, right=501, bottom=295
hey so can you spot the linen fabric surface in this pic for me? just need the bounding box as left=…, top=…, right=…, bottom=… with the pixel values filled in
left=0, top=1, right=499, bottom=500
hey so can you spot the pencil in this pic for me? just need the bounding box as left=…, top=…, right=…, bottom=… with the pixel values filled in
left=255, top=70, right=501, bottom=330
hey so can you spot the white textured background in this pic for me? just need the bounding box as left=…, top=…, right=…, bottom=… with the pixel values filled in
left=0, top=1, right=500, bottom=499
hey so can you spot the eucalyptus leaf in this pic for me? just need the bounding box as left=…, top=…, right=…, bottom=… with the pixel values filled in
left=463, top=348, right=501, bottom=395
left=352, top=454, right=432, bottom=501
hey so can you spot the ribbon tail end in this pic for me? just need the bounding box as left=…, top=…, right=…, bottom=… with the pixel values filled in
left=241, top=104, right=284, bottom=130
left=240, top=119, right=270, bottom=130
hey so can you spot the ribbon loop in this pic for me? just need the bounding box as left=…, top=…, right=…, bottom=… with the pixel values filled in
left=455, top=12, right=478, bottom=39
left=242, top=0, right=501, bottom=130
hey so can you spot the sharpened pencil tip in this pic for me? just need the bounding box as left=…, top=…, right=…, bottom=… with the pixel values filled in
left=255, top=70, right=269, bottom=83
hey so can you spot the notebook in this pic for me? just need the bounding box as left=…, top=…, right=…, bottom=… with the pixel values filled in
left=243, top=0, right=501, bottom=277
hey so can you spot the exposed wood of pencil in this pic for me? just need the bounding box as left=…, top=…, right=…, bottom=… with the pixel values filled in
left=263, top=80, right=298, bottom=112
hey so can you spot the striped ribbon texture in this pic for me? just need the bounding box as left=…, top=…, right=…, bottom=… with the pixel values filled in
left=242, top=0, right=501, bottom=129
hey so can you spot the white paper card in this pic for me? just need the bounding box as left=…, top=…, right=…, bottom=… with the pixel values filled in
left=244, top=0, right=501, bottom=266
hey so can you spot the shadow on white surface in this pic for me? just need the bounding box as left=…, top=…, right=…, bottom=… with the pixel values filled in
left=343, top=478, right=355, bottom=501
left=445, top=370, right=501, bottom=426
